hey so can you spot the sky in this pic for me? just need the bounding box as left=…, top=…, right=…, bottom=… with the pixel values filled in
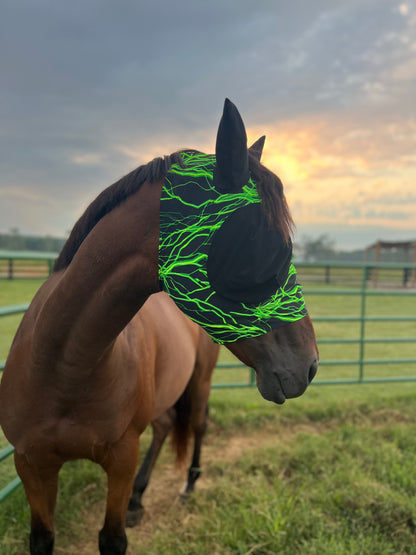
left=1, top=0, right=415, bottom=250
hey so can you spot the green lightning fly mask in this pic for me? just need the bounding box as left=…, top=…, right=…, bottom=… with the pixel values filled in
left=158, top=99, right=307, bottom=344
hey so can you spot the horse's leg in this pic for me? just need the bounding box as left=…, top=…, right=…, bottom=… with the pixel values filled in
left=14, top=452, right=61, bottom=555
left=126, top=407, right=176, bottom=527
left=181, top=404, right=209, bottom=498
left=181, top=335, right=217, bottom=500
left=98, top=430, right=139, bottom=555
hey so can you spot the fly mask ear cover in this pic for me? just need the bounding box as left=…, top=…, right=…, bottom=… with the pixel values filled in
left=158, top=151, right=307, bottom=344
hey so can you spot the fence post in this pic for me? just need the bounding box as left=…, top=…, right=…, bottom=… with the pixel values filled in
left=358, top=266, right=367, bottom=382
left=7, top=259, right=13, bottom=280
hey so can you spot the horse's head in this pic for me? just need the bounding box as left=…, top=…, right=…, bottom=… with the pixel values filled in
left=159, top=98, right=318, bottom=404
left=213, top=98, right=318, bottom=403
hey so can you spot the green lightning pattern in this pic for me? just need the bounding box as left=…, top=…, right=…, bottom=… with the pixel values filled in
left=159, top=151, right=307, bottom=343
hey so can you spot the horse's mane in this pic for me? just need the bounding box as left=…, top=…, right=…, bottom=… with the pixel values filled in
left=248, top=152, right=294, bottom=245
left=53, top=152, right=184, bottom=272
left=53, top=150, right=293, bottom=272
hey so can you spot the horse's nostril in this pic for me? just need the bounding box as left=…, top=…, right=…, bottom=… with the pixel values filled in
left=308, top=360, right=318, bottom=383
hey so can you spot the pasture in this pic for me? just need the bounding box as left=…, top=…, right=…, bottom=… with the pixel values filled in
left=1, top=278, right=416, bottom=554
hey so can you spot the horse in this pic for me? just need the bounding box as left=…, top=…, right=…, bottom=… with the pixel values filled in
left=0, top=98, right=318, bottom=554
left=125, top=311, right=219, bottom=527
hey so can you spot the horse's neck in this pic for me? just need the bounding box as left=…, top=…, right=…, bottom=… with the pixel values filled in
left=31, top=183, right=161, bottom=374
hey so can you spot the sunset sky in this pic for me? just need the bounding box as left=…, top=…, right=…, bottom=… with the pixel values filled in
left=1, top=0, right=415, bottom=250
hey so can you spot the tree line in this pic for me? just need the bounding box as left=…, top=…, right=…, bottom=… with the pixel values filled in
left=0, top=229, right=65, bottom=253
left=295, top=234, right=414, bottom=263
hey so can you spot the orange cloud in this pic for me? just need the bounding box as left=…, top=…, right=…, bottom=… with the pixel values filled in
left=247, top=115, right=416, bottom=232
left=113, top=114, right=415, bottom=236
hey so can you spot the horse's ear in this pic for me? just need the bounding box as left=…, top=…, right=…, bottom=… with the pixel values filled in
left=213, top=98, right=250, bottom=193
left=249, top=136, right=266, bottom=161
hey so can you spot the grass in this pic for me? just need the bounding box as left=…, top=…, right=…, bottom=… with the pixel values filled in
left=0, top=279, right=44, bottom=361
left=1, top=277, right=416, bottom=553
left=2, top=385, right=416, bottom=554
left=126, top=384, right=416, bottom=555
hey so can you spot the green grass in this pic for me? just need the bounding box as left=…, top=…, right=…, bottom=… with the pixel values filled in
left=0, top=280, right=44, bottom=361
left=2, top=385, right=416, bottom=554
left=132, top=385, right=416, bottom=555
left=1, top=278, right=416, bottom=553
left=0, top=279, right=44, bottom=305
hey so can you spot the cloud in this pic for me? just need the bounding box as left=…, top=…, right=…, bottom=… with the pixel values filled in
left=247, top=110, right=416, bottom=236
left=0, top=187, right=57, bottom=206
left=0, top=0, right=415, bottom=248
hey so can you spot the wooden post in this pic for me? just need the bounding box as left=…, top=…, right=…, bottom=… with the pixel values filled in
left=373, top=241, right=380, bottom=288
left=7, top=259, right=13, bottom=280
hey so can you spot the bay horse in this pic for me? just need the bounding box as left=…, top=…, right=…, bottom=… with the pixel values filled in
left=126, top=311, right=219, bottom=527
left=0, top=99, right=318, bottom=554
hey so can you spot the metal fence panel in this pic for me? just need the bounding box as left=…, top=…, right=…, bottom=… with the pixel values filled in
left=1, top=257, right=415, bottom=502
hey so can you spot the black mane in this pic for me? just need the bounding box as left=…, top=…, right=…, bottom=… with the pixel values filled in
left=248, top=152, right=294, bottom=244
left=53, top=153, right=184, bottom=272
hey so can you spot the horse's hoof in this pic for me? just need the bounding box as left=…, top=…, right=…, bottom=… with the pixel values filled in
left=179, top=484, right=194, bottom=503
left=125, top=507, right=144, bottom=527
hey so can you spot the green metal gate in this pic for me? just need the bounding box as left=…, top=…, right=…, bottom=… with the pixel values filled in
left=214, top=262, right=416, bottom=387
left=1, top=259, right=415, bottom=502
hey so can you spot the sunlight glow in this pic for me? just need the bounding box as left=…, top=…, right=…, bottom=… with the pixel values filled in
left=247, top=115, right=416, bottom=233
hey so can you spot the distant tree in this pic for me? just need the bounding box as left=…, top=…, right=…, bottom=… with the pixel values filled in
left=0, top=231, right=65, bottom=252
left=8, top=227, right=24, bottom=250
left=300, top=234, right=336, bottom=262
